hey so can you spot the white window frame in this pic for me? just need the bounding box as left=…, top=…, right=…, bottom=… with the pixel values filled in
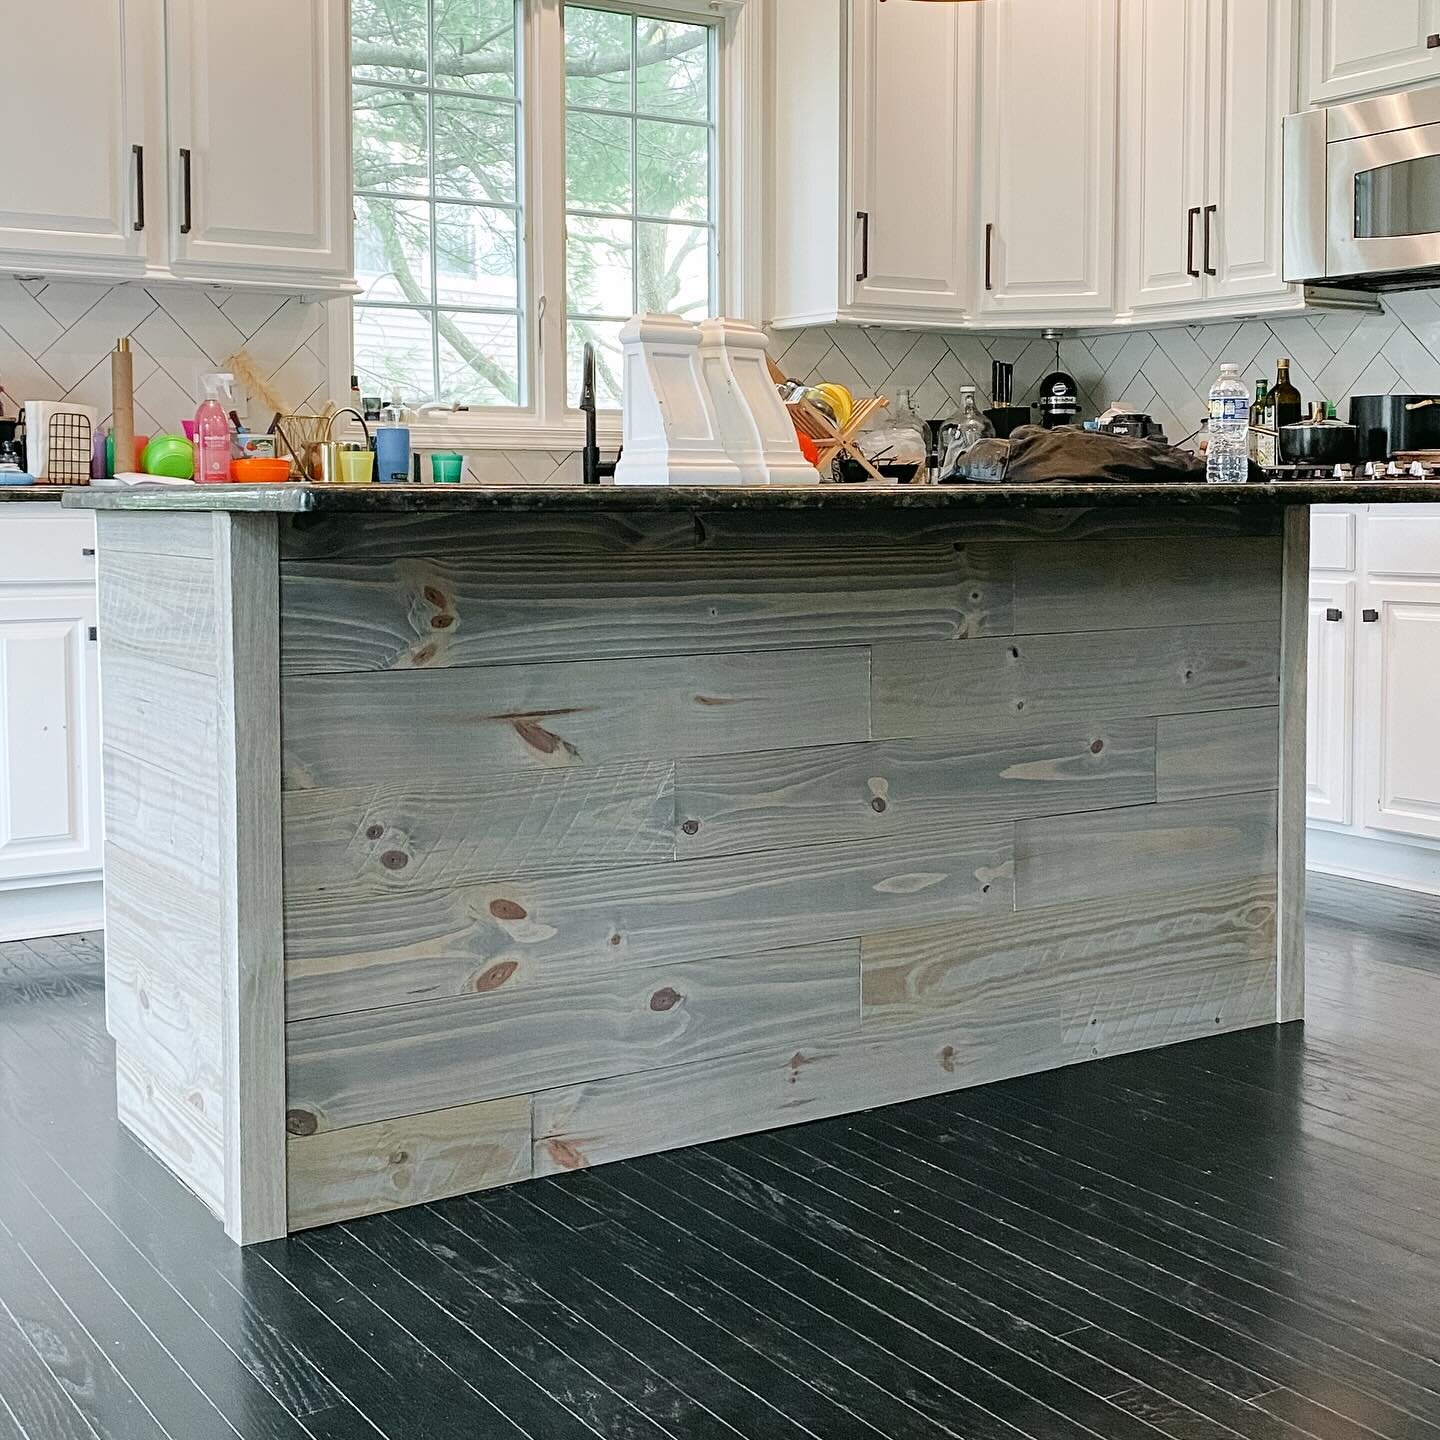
left=332, top=0, right=763, bottom=450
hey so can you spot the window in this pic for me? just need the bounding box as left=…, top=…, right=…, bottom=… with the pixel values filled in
left=352, top=0, right=525, bottom=407
left=563, top=7, right=716, bottom=406
left=349, top=0, right=738, bottom=433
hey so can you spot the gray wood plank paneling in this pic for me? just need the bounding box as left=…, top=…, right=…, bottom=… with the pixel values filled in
left=283, top=822, right=1013, bottom=1022
left=692, top=505, right=1283, bottom=550
left=96, top=550, right=220, bottom=677
left=279, top=508, right=698, bottom=563
left=286, top=1096, right=531, bottom=1231
left=283, top=763, right=676, bottom=896
left=115, top=1045, right=225, bottom=1215
left=1277, top=505, right=1311, bottom=1024
left=278, top=543, right=1013, bottom=674
left=281, top=647, right=872, bottom=791
left=285, top=940, right=861, bottom=1132
left=99, top=648, right=220, bottom=790
left=674, top=721, right=1156, bottom=860
left=863, top=875, right=1277, bottom=1036
left=872, top=624, right=1281, bottom=741
left=215, top=513, right=287, bottom=1245
left=1156, top=708, right=1280, bottom=802
left=1014, top=791, right=1277, bottom=910
left=96, top=509, right=216, bottom=560
left=1013, top=537, right=1282, bottom=634
left=529, top=1020, right=1065, bottom=1178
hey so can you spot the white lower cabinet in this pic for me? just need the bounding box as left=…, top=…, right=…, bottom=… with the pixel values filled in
left=1308, top=505, right=1440, bottom=888
left=1306, top=578, right=1354, bottom=826
left=0, top=511, right=102, bottom=940
left=1359, top=581, right=1440, bottom=842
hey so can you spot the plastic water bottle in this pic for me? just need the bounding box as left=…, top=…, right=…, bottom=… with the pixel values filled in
left=1207, top=362, right=1249, bottom=485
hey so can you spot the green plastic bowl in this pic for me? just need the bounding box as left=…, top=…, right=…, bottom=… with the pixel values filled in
left=141, top=434, right=195, bottom=480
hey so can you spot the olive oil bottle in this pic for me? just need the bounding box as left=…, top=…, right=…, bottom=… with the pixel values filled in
left=1272, top=358, right=1302, bottom=460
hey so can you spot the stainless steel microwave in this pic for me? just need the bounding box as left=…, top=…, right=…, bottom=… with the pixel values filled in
left=1285, top=85, right=1440, bottom=290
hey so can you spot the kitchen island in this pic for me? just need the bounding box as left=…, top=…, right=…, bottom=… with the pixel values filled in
left=66, top=478, right=1435, bottom=1243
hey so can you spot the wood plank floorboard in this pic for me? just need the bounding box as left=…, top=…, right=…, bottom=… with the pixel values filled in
left=1, top=876, right=1439, bottom=1437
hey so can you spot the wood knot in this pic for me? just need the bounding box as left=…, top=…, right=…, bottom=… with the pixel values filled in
left=287, top=1109, right=319, bottom=1137
left=380, top=849, right=409, bottom=871
left=649, top=987, right=682, bottom=1012
left=365, top=824, right=384, bottom=840
left=545, top=1139, right=588, bottom=1171
left=388, top=1150, right=409, bottom=1166
left=870, top=797, right=887, bottom=814
left=412, top=642, right=438, bottom=665
left=609, top=933, right=622, bottom=947
left=1089, top=738, right=1105, bottom=755
left=475, top=960, right=519, bottom=993
left=422, top=585, right=447, bottom=607
left=1009, top=647, right=1020, bottom=659
left=940, top=1044, right=956, bottom=1074
left=681, top=819, right=701, bottom=836
left=430, top=614, right=455, bottom=629
left=489, top=898, right=527, bottom=921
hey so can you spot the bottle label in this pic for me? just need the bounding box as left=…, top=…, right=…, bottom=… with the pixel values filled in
left=1210, top=398, right=1247, bottom=423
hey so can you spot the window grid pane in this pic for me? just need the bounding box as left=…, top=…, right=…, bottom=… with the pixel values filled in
left=563, top=4, right=717, bottom=407
left=351, top=0, right=524, bottom=408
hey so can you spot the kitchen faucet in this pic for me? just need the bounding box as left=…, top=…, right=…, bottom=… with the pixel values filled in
left=580, top=342, right=620, bottom=485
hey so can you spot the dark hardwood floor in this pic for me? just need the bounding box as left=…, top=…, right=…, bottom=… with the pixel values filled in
left=2, top=873, right=1439, bottom=1439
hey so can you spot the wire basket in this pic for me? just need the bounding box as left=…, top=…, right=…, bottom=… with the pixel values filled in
left=273, top=413, right=331, bottom=480
left=45, top=412, right=93, bottom=485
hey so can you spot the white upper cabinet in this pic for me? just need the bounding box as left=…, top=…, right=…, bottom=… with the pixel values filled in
left=771, top=0, right=977, bottom=329
left=0, top=0, right=352, bottom=293
left=1120, top=0, right=1295, bottom=321
left=0, top=0, right=152, bottom=273
left=1206, top=0, right=1294, bottom=304
left=975, top=0, right=1119, bottom=321
left=167, top=0, right=351, bottom=282
left=1303, top=0, right=1440, bottom=106
left=1117, top=0, right=1209, bottom=313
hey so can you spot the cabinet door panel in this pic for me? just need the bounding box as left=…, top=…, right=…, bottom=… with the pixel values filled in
left=0, top=0, right=147, bottom=265
left=1118, top=0, right=1207, bottom=315
left=977, top=0, right=1118, bottom=317
left=1306, top=0, right=1440, bottom=105
left=1206, top=0, right=1295, bottom=304
left=847, top=0, right=975, bottom=317
left=1361, top=581, right=1440, bottom=841
left=0, top=597, right=101, bottom=884
left=1307, top=580, right=1353, bottom=825
left=167, top=0, right=350, bottom=277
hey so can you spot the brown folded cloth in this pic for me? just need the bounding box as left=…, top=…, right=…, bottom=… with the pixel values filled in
left=941, top=424, right=1265, bottom=485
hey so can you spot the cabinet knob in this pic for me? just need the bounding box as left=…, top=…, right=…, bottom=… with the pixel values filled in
left=1427, top=31, right=1440, bottom=47
left=1325, top=607, right=1342, bottom=622
left=1363, top=608, right=1379, bottom=623
left=82, top=547, right=95, bottom=557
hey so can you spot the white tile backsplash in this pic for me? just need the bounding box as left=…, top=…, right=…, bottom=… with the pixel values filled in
left=0, top=279, right=330, bottom=438
left=7, top=277, right=1435, bottom=478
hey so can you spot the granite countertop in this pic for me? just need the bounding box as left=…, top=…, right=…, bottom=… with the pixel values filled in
left=60, top=478, right=1440, bottom=513
left=1, top=486, right=76, bottom=502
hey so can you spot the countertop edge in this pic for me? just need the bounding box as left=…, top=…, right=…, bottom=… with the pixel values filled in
left=58, top=479, right=1440, bottom=513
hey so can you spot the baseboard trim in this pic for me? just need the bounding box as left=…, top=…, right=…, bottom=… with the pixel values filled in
left=1307, top=829, right=1440, bottom=898
left=0, top=879, right=104, bottom=942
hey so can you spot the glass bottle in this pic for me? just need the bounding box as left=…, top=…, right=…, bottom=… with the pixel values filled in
left=864, top=387, right=929, bottom=481
left=1248, top=379, right=1277, bottom=467
left=938, top=386, right=995, bottom=472
left=1272, top=358, right=1302, bottom=431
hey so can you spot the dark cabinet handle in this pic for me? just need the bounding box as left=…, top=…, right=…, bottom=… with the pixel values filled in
left=1325, top=607, right=1343, bottom=622
left=855, top=211, right=869, bottom=284
left=1186, top=207, right=1201, bottom=278
left=87, top=627, right=97, bottom=643
left=984, top=222, right=994, bottom=291
left=1203, top=203, right=1218, bottom=276
left=132, top=145, right=145, bottom=232
left=179, top=148, right=193, bottom=236
left=1363, top=608, right=1379, bottom=623
left=81, top=547, right=95, bottom=557
left=1427, top=31, right=1439, bottom=46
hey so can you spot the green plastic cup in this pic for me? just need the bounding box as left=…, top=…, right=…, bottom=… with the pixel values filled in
left=431, top=452, right=463, bottom=484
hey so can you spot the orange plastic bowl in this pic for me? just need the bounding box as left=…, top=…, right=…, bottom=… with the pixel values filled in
left=230, top=457, right=293, bottom=483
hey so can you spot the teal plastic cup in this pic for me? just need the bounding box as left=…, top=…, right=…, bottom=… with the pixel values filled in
left=431, top=452, right=463, bottom=484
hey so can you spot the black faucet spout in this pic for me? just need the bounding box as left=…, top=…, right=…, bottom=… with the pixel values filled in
left=580, top=341, right=619, bottom=485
